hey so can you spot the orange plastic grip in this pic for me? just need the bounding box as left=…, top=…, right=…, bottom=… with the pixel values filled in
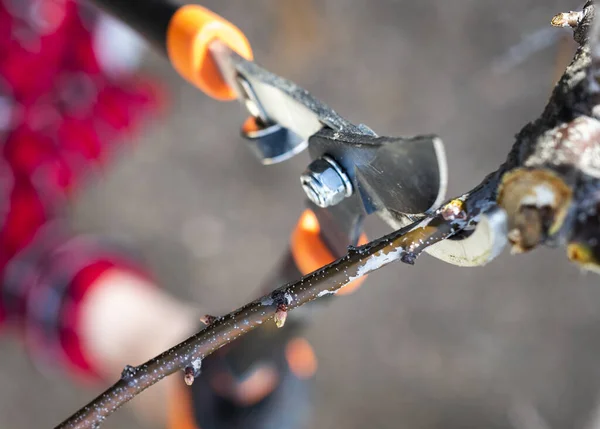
left=291, top=210, right=368, bottom=296
left=168, top=382, right=197, bottom=429
left=166, top=5, right=253, bottom=101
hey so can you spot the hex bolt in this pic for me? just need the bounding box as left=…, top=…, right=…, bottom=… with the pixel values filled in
left=300, top=155, right=353, bottom=208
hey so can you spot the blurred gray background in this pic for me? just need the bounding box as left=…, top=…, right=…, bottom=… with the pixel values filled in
left=3, top=0, right=599, bottom=428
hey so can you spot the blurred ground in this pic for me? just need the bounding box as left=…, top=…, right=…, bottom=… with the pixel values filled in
left=3, top=0, right=600, bottom=428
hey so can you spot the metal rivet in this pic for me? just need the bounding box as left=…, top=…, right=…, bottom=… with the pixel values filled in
left=300, top=156, right=352, bottom=208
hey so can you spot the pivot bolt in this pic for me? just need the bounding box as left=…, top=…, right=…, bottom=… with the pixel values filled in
left=300, top=156, right=352, bottom=208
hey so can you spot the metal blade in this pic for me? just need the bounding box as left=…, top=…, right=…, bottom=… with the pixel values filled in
left=308, top=129, right=447, bottom=217
left=425, top=207, right=508, bottom=266
left=354, top=135, right=447, bottom=215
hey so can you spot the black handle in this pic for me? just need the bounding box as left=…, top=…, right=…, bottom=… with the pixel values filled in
left=91, top=0, right=179, bottom=52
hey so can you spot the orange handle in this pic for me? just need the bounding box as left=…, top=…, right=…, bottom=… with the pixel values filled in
left=291, top=210, right=368, bottom=296
left=167, top=5, right=253, bottom=101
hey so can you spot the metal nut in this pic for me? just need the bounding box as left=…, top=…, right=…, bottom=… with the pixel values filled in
left=300, top=156, right=352, bottom=208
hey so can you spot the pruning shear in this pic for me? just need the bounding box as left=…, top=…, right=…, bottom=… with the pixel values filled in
left=90, top=1, right=508, bottom=428
left=92, top=0, right=507, bottom=266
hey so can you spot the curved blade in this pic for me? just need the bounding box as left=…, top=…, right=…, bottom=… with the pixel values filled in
left=354, top=135, right=447, bottom=215
left=425, top=207, right=508, bottom=266
left=308, top=130, right=448, bottom=217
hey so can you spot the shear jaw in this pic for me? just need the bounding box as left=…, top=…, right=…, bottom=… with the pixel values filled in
left=210, top=40, right=362, bottom=165
left=211, top=40, right=509, bottom=266
left=379, top=199, right=509, bottom=267
left=428, top=208, right=508, bottom=266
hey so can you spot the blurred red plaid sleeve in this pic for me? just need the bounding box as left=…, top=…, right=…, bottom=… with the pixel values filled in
left=0, top=0, right=163, bottom=379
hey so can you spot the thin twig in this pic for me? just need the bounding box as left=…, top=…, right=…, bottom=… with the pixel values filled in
left=54, top=209, right=461, bottom=429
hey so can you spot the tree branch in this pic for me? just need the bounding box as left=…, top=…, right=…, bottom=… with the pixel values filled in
left=55, top=208, right=461, bottom=429
left=55, top=2, right=600, bottom=428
